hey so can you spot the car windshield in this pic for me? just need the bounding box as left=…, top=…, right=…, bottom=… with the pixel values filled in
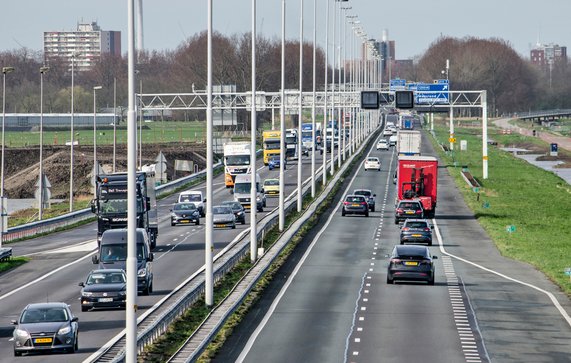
left=264, top=179, right=279, bottom=186
left=21, top=308, right=69, bottom=323
left=226, top=155, right=251, bottom=166
left=395, top=246, right=430, bottom=259
left=234, top=183, right=252, bottom=194
left=406, top=221, right=428, bottom=229
left=100, top=197, right=143, bottom=215
left=270, top=157, right=280, bottom=162
left=221, top=202, right=240, bottom=211
left=174, top=203, right=196, bottom=211
left=87, top=272, right=126, bottom=285
left=213, top=206, right=233, bottom=214
left=180, top=194, right=201, bottom=202
left=367, top=158, right=378, bottom=162
left=264, top=141, right=280, bottom=150
left=101, top=243, right=146, bottom=262
left=345, top=196, right=365, bottom=203
left=399, top=202, right=421, bottom=210
left=354, top=190, right=371, bottom=197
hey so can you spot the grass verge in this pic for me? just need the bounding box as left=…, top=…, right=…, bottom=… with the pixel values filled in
left=428, top=121, right=571, bottom=296
left=0, top=257, right=30, bottom=274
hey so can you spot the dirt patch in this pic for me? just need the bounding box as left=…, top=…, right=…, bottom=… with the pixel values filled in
left=3, top=143, right=207, bottom=199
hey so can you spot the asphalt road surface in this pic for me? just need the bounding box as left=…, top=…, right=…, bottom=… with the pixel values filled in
left=218, top=126, right=571, bottom=363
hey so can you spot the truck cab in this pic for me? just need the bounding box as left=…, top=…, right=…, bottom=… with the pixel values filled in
left=178, top=190, right=206, bottom=217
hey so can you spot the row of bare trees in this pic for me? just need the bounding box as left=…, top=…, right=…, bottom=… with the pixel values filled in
left=0, top=33, right=569, bottom=117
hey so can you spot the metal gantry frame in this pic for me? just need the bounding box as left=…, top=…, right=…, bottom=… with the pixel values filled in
left=138, top=89, right=489, bottom=179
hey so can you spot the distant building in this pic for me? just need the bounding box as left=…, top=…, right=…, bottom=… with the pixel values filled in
left=530, top=43, right=567, bottom=68
left=44, top=21, right=121, bottom=71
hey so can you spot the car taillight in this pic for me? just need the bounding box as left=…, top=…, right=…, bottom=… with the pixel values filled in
left=361, top=202, right=367, bottom=206
left=424, top=227, right=431, bottom=232
left=396, top=208, right=404, bottom=213
left=402, top=227, right=409, bottom=231
left=415, top=209, right=423, bottom=214
left=420, top=260, right=431, bottom=266
left=391, top=259, right=401, bottom=264
left=343, top=201, right=350, bottom=205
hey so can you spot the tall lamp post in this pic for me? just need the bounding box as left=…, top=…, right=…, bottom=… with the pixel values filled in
left=93, top=86, right=103, bottom=188
left=1, top=66, right=15, bottom=247
left=69, top=54, right=76, bottom=212
left=39, top=66, right=49, bottom=220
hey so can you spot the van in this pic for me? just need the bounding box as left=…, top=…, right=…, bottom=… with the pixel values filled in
left=178, top=190, right=206, bottom=217
left=233, top=173, right=266, bottom=212
left=91, top=228, right=154, bottom=295
left=389, top=135, right=398, bottom=146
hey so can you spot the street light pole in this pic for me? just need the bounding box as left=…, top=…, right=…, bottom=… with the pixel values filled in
left=205, top=0, right=214, bottom=306
left=69, top=55, right=75, bottom=212
left=322, top=0, right=329, bottom=186
left=93, top=86, right=103, bottom=189
left=297, top=0, right=304, bottom=213
left=279, top=0, right=286, bottom=231
left=1, top=66, right=15, bottom=247
left=310, top=0, right=317, bottom=198
left=113, top=78, right=117, bottom=172
left=39, top=66, right=49, bottom=220
left=250, top=0, right=258, bottom=262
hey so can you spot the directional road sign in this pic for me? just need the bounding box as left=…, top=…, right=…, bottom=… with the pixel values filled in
left=415, top=83, right=450, bottom=105
left=389, top=79, right=406, bottom=93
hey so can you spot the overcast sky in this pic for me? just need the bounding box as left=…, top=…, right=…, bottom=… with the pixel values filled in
left=2, top=0, right=570, bottom=60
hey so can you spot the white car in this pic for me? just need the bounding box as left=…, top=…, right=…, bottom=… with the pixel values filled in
left=389, top=135, right=398, bottom=146
left=383, top=129, right=393, bottom=136
left=364, top=157, right=381, bottom=171
left=178, top=190, right=206, bottom=217
left=376, top=139, right=389, bottom=150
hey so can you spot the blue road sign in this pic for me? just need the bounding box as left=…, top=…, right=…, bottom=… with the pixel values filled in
left=406, top=83, right=418, bottom=91
left=389, top=79, right=406, bottom=92
left=435, top=79, right=449, bottom=84
left=415, top=83, right=449, bottom=105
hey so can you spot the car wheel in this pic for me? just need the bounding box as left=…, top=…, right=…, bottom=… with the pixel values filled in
left=263, top=200, right=267, bottom=208
left=386, top=276, right=394, bottom=284
left=149, top=281, right=153, bottom=294
left=394, top=217, right=399, bottom=224
left=232, top=223, right=236, bottom=229
left=241, top=219, right=246, bottom=225
left=74, top=334, right=79, bottom=352
left=258, top=207, right=263, bottom=212
left=196, top=219, right=200, bottom=225
left=365, top=212, right=369, bottom=217
left=142, top=284, right=150, bottom=296
left=171, top=222, right=175, bottom=227
left=342, top=209, right=346, bottom=216
left=371, top=206, right=375, bottom=212
left=14, top=349, right=22, bottom=357
left=428, top=276, right=435, bottom=285
left=81, top=306, right=89, bottom=312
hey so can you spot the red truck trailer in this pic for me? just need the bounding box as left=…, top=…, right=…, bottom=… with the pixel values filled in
left=396, top=156, right=438, bottom=219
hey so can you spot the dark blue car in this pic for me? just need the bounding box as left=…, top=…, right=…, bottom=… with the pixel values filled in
left=268, top=155, right=286, bottom=170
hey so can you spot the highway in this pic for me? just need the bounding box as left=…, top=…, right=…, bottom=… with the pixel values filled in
left=216, top=127, right=571, bottom=363
left=0, top=148, right=335, bottom=362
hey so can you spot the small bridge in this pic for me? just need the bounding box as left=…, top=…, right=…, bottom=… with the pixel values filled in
left=516, top=109, right=571, bottom=122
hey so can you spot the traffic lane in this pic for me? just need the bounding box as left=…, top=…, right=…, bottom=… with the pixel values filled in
left=433, top=166, right=571, bottom=362
left=238, top=142, right=386, bottom=362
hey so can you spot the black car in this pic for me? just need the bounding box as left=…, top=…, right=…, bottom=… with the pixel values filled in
left=400, top=219, right=433, bottom=245
left=386, top=245, right=437, bottom=285
left=353, top=189, right=376, bottom=212
left=221, top=201, right=246, bottom=225
left=12, top=302, right=79, bottom=356
left=79, top=269, right=127, bottom=311
left=395, top=199, right=424, bottom=224
left=170, top=202, right=200, bottom=226
left=342, top=195, right=369, bottom=217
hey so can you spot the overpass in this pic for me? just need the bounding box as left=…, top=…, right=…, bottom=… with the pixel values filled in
left=516, top=109, right=571, bottom=122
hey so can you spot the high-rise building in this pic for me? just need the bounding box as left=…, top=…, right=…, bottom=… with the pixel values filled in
left=44, top=21, right=121, bottom=71
left=530, top=43, right=567, bottom=68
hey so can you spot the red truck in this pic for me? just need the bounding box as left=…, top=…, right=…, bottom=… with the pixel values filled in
left=395, top=156, right=438, bottom=220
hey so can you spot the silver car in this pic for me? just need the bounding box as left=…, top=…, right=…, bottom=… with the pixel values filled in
left=12, top=302, right=79, bottom=356
left=212, top=206, right=237, bottom=229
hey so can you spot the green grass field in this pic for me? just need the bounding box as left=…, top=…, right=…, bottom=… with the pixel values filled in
left=429, top=120, right=571, bottom=296
left=4, top=121, right=208, bottom=147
